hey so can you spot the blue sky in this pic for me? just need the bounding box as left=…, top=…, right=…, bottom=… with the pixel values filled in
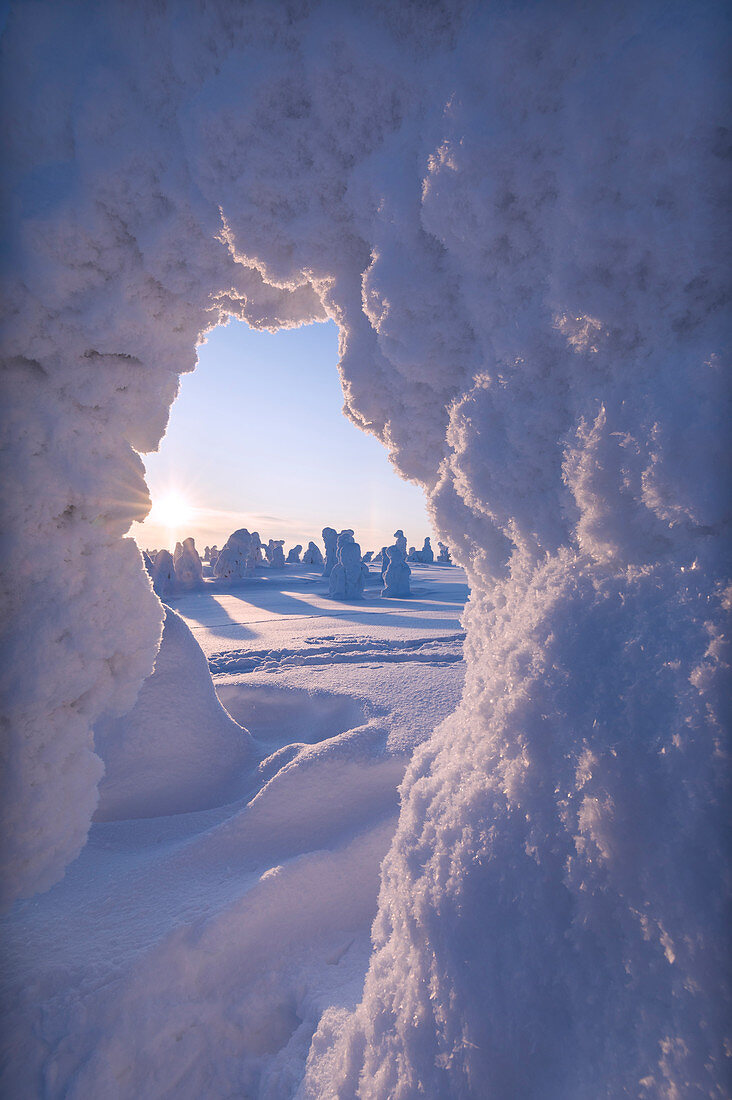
left=131, top=318, right=433, bottom=555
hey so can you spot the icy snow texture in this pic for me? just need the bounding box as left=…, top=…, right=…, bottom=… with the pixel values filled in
left=95, top=607, right=252, bottom=820
left=1, top=0, right=729, bottom=1093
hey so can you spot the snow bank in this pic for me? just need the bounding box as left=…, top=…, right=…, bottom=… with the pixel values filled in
left=95, top=607, right=253, bottom=820
left=2, top=0, right=728, bottom=1093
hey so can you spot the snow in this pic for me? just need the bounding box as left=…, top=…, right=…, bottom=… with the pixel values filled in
left=301, top=541, right=324, bottom=567
left=1, top=0, right=728, bottom=1095
left=95, top=606, right=253, bottom=821
left=329, top=531, right=366, bottom=600
left=265, top=538, right=286, bottom=569
left=173, top=536, right=204, bottom=588
left=382, top=544, right=412, bottom=598
left=0, top=566, right=466, bottom=1097
left=322, top=527, right=339, bottom=577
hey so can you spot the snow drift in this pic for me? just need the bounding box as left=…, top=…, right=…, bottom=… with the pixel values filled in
left=94, top=606, right=253, bottom=821
left=0, top=0, right=728, bottom=1095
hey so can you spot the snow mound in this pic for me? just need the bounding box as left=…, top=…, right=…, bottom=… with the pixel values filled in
left=94, top=607, right=253, bottom=820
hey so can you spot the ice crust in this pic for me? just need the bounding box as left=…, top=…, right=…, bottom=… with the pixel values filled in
left=1, top=0, right=729, bottom=1094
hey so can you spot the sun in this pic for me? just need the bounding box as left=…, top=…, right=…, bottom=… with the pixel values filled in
left=149, top=490, right=193, bottom=530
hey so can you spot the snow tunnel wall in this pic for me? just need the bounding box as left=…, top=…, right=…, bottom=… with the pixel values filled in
left=1, top=1, right=729, bottom=1095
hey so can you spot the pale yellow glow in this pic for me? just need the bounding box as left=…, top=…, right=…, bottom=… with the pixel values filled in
left=148, top=490, right=194, bottom=530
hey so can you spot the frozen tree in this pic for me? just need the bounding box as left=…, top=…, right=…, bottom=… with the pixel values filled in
left=151, top=550, right=175, bottom=597
left=393, top=529, right=407, bottom=556
left=322, top=527, right=338, bottom=577
left=437, top=542, right=452, bottom=564
left=209, top=546, right=219, bottom=567
left=328, top=531, right=365, bottom=600
left=382, top=544, right=411, bottom=598
left=173, top=536, right=203, bottom=587
left=362, top=550, right=373, bottom=563
left=407, top=546, right=419, bottom=561
left=248, top=531, right=264, bottom=571
left=286, top=544, right=302, bottom=564
left=213, top=529, right=255, bottom=580
left=301, top=540, right=324, bottom=567
left=420, top=537, right=434, bottom=564
left=265, top=539, right=285, bottom=569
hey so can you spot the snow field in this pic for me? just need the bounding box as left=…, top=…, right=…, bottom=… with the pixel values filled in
left=0, top=566, right=467, bottom=1097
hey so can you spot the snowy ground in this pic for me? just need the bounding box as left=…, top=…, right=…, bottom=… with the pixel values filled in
left=1, top=564, right=467, bottom=1098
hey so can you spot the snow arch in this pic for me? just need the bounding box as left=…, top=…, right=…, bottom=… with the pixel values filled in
left=1, top=1, right=728, bottom=1095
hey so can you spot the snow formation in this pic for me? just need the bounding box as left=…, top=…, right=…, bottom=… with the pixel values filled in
left=266, top=538, right=286, bottom=569
left=151, top=549, right=175, bottom=598
left=1, top=0, right=729, bottom=1094
left=173, top=536, right=204, bottom=587
left=322, top=527, right=339, bottom=577
left=95, top=607, right=253, bottom=820
left=214, top=529, right=262, bottom=579
left=301, top=540, right=324, bottom=567
left=286, top=544, right=302, bottom=564
left=328, top=531, right=366, bottom=601
left=392, top=530, right=407, bottom=557
left=382, top=544, right=411, bottom=599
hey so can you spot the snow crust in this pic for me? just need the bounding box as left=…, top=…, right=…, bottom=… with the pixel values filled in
left=1, top=0, right=729, bottom=1094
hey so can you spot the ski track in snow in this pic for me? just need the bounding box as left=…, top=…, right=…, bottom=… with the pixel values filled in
left=209, top=632, right=466, bottom=675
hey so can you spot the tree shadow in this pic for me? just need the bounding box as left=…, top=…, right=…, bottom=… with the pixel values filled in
left=170, top=570, right=469, bottom=638
left=166, top=590, right=256, bottom=640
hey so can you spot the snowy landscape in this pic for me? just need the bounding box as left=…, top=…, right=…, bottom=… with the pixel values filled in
left=1, top=1, right=729, bottom=1098
left=3, top=547, right=467, bottom=1096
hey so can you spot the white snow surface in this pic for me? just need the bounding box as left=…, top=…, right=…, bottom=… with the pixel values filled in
left=1, top=566, right=466, bottom=1098
left=1, top=1, right=729, bottom=1095
left=94, top=606, right=253, bottom=821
